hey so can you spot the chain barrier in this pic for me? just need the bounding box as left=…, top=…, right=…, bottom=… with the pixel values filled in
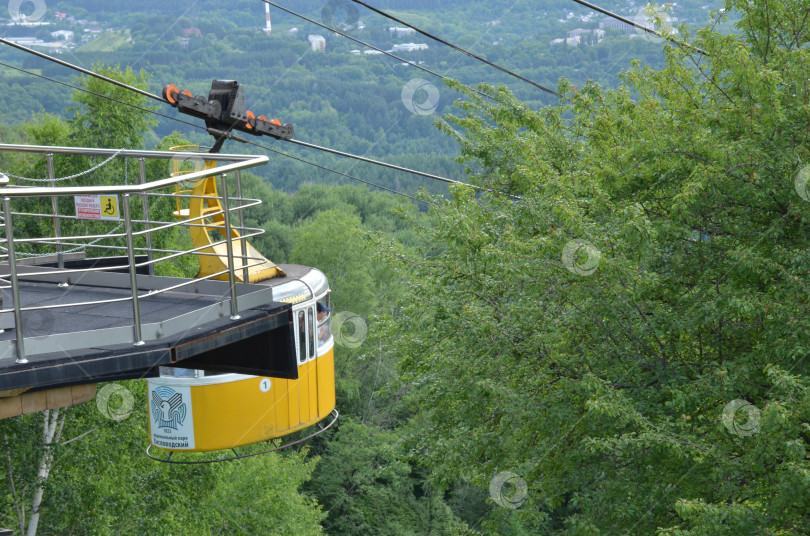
left=1, top=149, right=124, bottom=183
left=0, top=150, right=130, bottom=257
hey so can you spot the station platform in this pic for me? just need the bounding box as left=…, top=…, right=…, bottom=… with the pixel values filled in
left=0, top=145, right=303, bottom=408
left=0, top=262, right=305, bottom=394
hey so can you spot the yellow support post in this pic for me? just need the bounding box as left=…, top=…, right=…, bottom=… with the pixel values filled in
left=170, top=146, right=284, bottom=282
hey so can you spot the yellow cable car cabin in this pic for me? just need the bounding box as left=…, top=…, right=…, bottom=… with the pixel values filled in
left=147, top=266, right=336, bottom=453
left=146, top=88, right=338, bottom=455
left=147, top=147, right=336, bottom=454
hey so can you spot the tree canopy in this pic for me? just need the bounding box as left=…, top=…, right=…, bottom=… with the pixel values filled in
left=382, top=0, right=810, bottom=533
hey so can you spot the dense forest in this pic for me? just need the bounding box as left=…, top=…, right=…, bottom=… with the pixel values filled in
left=3, top=0, right=810, bottom=535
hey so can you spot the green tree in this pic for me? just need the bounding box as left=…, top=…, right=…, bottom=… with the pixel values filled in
left=306, top=418, right=465, bottom=535
left=291, top=208, right=376, bottom=315
left=2, top=381, right=326, bottom=536
left=382, top=0, right=810, bottom=534
left=68, top=64, right=157, bottom=150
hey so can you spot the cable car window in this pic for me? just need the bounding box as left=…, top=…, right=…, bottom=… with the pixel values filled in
left=297, top=310, right=306, bottom=365
left=317, top=299, right=331, bottom=347
left=307, top=307, right=315, bottom=360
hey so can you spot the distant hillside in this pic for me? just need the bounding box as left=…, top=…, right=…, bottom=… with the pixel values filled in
left=0, top=0, right=729, bottom=193
left=76, top=29, right=132, bottom=52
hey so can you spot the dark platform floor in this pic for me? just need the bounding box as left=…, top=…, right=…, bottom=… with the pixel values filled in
left=0, top=267, right=297, bottom=393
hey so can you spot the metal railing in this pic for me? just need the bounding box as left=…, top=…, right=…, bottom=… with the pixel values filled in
left=0, top=144, right=271, bottom=363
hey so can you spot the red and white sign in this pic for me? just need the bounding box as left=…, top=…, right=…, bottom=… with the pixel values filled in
left=74, top=195, right=120, bottom=221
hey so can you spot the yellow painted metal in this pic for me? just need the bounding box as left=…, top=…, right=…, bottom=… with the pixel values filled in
left=317, top=348, right=336, bottom=416
left=169, top=145, right=284, bottom=283
left=278, top=294, right=308, bottom=305
left=169, top=145, right=217, bottom=219
left=150, top=348, right=335, bottom=452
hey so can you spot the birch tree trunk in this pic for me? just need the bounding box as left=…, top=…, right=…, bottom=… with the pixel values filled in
left=25, top=409, right=65, bottom=536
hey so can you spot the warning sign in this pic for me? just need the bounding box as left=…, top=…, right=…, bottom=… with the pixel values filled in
left=74, top=195, right=120, bottom=221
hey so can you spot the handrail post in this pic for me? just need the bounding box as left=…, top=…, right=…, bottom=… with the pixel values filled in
left=234, top=169, right=249, bottom=284
left=46, top=154, right=68, bottom=287
left=137, top=158, right=154, bottom=276
left=3, top=197, right=27, bottom=363
left=219, top=173, right=240, bottom=320
left=122, top=194, right=144, bottom=345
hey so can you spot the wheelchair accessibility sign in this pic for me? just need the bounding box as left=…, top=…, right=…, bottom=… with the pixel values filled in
left=75, top=195, right=120, bottom=221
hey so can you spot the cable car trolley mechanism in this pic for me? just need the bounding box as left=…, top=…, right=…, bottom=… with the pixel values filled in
left=162, top=80, right=294, bottom=152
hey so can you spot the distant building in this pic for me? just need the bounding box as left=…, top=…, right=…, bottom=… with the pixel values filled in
left=363, top=49, right=383, bottom=55
left=599, top=17, right=635, bottom=33
left=551, top=35, right=588, bottom=46
left=350, top=49, right=361, bottom=55
left=7, top=20, right=50, bottom=27
left=4, top=37, right=41, bottom=46
left=392, top=43, right=428, bottom=52
left=308, top=34, right=326, bottom=51
left=182, top=27, right=202, bottom=37
left=566, top=28, right=605, bottom=44
left=54, top=12, right=68, bottom=20
left=288, top=27, right=298, bottom=36
left=50, top=30, right=74, bottom=41
left=567, top=28, right=591, bottom=37
left=389, top=27, right=415, bottom=37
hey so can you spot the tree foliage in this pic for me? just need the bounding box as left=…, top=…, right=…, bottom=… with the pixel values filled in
left=382, top=1, right=810, bottom=533
left=68, top=64, right=157, bottom=150
left=1, top=381, right=325, bottom=536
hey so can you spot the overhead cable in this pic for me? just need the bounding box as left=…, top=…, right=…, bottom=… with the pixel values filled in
left=0, top=62, right=421, bottom=201
left=348, top=0, right=561, bottom=96
left=0, top=60, right=200, bottom=130
left=0, top=36, right=167, bottom=102
left=0, top=40, right=481, bottom=194
left=243, top=139, right=420, bottom=201
left=259, top=0, right=498, bottom=102
left=288, top=138, right=479, bottom=190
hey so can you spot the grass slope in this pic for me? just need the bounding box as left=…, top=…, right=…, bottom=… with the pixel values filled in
left=76, top=30, right=132, bottom=53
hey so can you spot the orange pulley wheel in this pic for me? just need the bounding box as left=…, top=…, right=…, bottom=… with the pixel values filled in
left=163, top=84, right=180, bottom=104
left=271, top=119, right=281, bottom=126
left=245, top=110, right=255, bottom=129
left=181, top=90, right=193, bottom=98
